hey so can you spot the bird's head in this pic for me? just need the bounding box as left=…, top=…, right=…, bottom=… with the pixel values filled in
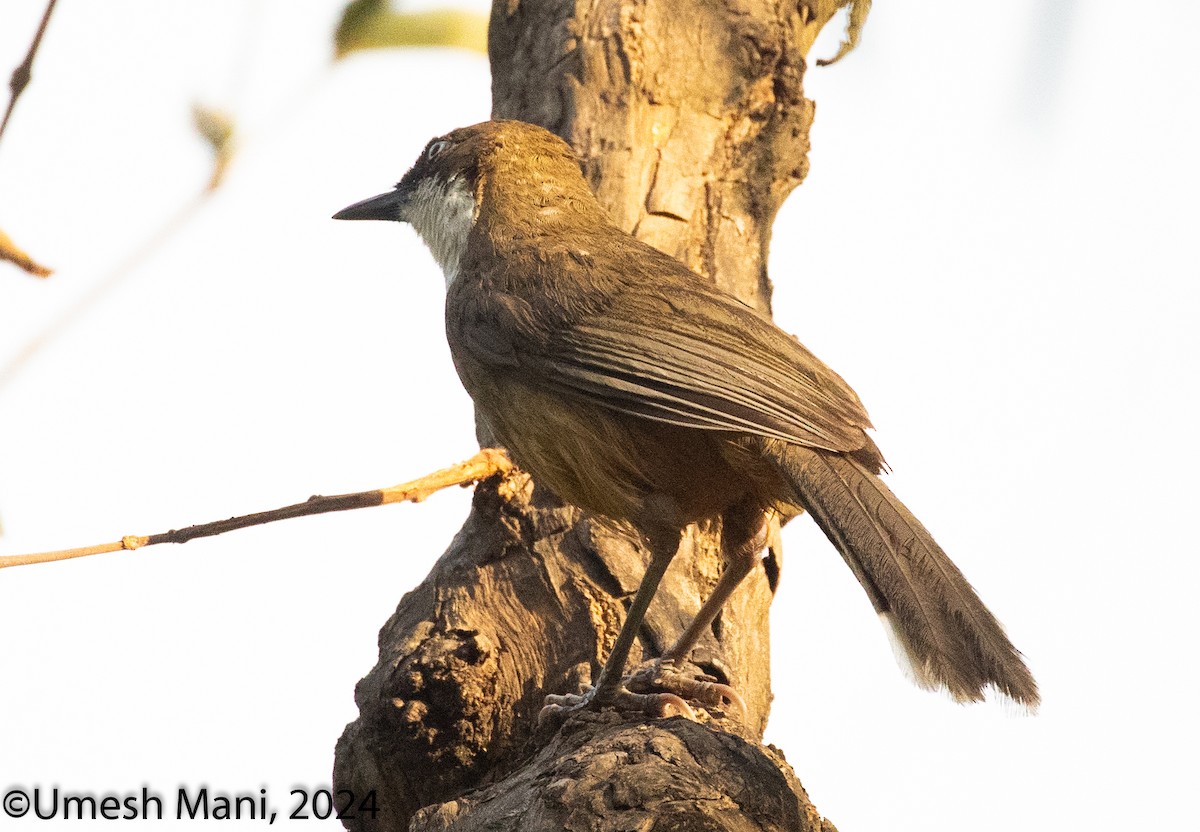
left=334, top=120, right=601, bottom=284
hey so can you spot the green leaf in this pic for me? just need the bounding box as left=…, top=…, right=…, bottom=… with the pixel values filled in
left=334, top=1, right=488, bottom=58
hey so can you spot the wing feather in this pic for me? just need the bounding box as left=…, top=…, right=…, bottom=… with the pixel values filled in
left=448, top=240, right=875, bottom=455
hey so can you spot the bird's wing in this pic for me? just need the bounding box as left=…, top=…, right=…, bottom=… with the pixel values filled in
left=551, top=286, right=872, bottom=452
left=449, top=256, right=874, bottom=454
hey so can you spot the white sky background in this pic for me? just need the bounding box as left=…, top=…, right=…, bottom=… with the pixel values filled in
left=0, top=0, right=1196, bottom=829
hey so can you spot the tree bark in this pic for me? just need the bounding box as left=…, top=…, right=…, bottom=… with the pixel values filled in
left=334, top=2, right=860, bottom=830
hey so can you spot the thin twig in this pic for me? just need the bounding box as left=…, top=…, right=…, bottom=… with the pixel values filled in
left=0, top=64, right=333, bottom=393
left=0, top=0, right=59, bottom=148
left=0, top=449, right=512, bottom=571
left=0, top=226, right=52, bottom=277
left=0, top=190, right=209, bottom=392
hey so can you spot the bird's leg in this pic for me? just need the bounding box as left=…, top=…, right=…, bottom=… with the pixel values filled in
left=661, top=545, right=758, bottom=663
left=541, top=517, right=692, bottom=723
left=591, top=523, right=682, bottom=704
left=627, top=503, right=771, bottom=719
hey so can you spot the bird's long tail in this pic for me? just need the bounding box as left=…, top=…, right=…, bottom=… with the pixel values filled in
left=771, top=442, right=1039, bottom=708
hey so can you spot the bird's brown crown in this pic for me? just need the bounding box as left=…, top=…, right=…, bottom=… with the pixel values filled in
left=397, top=121, right=606, bottom=231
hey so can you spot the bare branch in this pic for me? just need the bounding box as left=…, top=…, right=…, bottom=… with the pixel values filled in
left=0, top=0, right=59, bottom=149
left=0, top=226, right=52, bottom=277
left=0, top=192, right=207, bottom=392
left=0, top=449, right=511, bottom=571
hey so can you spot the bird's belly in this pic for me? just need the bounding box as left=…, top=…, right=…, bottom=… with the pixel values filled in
left=472, top=377, right=751, bottom=524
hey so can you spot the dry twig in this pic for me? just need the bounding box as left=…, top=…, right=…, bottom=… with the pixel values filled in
left=0, top=192, right=207, bottom=391
left=0, top=226, right=52, bottom=277
left=0, top=449, right=512, bottom=571
left=0, top=0, right=59, bottom=147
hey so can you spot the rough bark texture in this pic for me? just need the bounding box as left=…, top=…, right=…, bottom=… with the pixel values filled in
left=334, top=2, right=858, bottom=830
left=408, top=712, right=834, bottom=832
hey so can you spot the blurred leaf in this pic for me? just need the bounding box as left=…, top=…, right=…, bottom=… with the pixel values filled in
left=191, top=103, right=237, bottom=191
left=335, top=0, right=488, bottom=59
left=0, top=226, right=52, bottom=277
left=337, top=0, right=388, bottom=51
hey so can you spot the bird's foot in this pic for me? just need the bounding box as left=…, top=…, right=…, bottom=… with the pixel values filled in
left=538, top=684, right=695, bottom=729
left=626, top=658, right=746, bottom=721
left=537, top=659, right=745, bottom=730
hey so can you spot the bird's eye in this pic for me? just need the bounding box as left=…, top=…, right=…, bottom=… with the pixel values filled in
left=427, top=140, right=450, bottom=160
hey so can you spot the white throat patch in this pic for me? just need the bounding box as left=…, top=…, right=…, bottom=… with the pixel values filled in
left=405, top=175, right=477, bottom=287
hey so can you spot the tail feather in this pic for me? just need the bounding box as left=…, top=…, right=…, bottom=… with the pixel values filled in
left=775, top=443, right=1039, bottom=708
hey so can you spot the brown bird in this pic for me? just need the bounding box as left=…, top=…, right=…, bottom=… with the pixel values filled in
left=334, top=120, right=1039, bottom=717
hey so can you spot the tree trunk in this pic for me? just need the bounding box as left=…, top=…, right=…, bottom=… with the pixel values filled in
left=334, top=2, right=860, bottom=830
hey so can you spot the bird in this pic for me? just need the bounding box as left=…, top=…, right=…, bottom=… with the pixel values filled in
left=334, top=119, right=1039, bottom=718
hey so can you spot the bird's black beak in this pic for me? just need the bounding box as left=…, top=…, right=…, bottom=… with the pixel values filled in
left=333, top=189, right=408, bottom=222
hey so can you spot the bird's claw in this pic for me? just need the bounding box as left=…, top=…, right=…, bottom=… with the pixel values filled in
left=626, top=659, right=747, bottom=721
left=538, top=686, right=695, bottom=729
left=538, top=659, right=745, bottom=732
